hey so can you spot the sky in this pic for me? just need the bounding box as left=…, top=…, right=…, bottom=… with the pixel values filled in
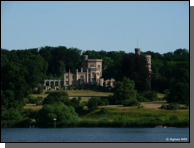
left=1, top=1, right=189, bottom=54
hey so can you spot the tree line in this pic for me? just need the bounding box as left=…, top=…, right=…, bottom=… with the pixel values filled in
left=1, top=46, right=189, bottom=127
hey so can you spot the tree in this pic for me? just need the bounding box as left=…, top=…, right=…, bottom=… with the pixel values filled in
left=36, top=102, right=78, bottom=127
left=1, top=90, right=16, bottom=111
left=43, top=91, right=70, bottom=105
left=1, top=62, right=29, bottom=110
left=37, top=85, right=43, bottom=94
left=122, top=98, right=140, bottom=106
left=70, top=97, right=80, bottom=108
left=102, top=57, right=113, bottom=69
left=113, top=77, right=137, bottom=104
left=56, top=60, right=66, bottom=78
left=87, top=97, right=98, bottom=111
left=1, top=108, right=22, bottom=121
left=174, top=48, right=189, bottom=56
left=166, top=82, right=189, bottom=105
left=24, top=54, right=48, bottom=88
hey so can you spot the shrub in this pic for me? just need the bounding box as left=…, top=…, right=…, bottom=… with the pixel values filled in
left=137, top=105, right=144, bottom=109
left=78, top=120, right=99, bottom=127
left=98, top=118, right=110, bottom=127
left=160, top=104, right=167, bottom=109
left=167, top=102, right=180, bottom=110
left=161, top=103, right=180, bottom=110
left=37, top=86, right=43, bottom=94
left=36, top=102, right=78, bottom=128
left=97, top=97, right=109, bottom=106
left=123, top=98, right=140, bottom=106
left=100, top=108, right=109, bottom=114
left=74, top=105, right=84, bottom=114
left=81, top=101, right=88, bottom=106
left=1, top=109, right=22, bottom=121
left=144, top=91, right=159, bottom=101
left=43, top=91, right=70, bottom=105
left=166, top=82, right=189, bottom=105
left=169, top=115, right=179, bottom=120
left=36, top=102, right=42, bottom=106
left=137, top=95, right=147, bottom=102
left=87, top=97, right=98, bottom=111
left=107, top=95, right=116, bottom=105
left=70, top=97, right=80, bottom=107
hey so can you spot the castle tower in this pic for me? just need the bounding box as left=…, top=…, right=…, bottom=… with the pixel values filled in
left=134, top=47, right=152, bottom=89
left=144, top=55, right=151, bottom=73
left=135, top=48, right=141, bottom=55
left=83, top=55, right=88, bottom=61
left=144, top=55, right=152, bottom=89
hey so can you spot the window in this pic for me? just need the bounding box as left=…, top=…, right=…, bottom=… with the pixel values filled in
left=66, top=76, right=69, bottom=79
left=90, top=65, right=94, bottom=67
left=92, top=72, right=95, bottom=76
left=72, top=81, right=76, bottom=85
left=72, top=76, right=75, bottom=79
left=98, top=65, right=100, bottom=68
left=66, top=81, right=69, bottom=85
left=80, top=75, right=84, bottom=79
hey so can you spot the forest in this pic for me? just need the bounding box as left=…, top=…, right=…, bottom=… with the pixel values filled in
left=1, top=46, right=189, bottom=127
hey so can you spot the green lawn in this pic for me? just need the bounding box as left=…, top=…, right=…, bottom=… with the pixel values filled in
left=26, top=91, right=189, bottom=122
left=30, top=90, right=113, bottom=98
left=79, top=106, right=189, bottom=121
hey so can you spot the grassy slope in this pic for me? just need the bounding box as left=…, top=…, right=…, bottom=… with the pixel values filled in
left=79, top=105, right=189, bottom=121
left=26, top=91, right=189, bottom=121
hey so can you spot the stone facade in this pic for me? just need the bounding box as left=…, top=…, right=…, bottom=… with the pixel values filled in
left=63, top=55, right=115, bottom=88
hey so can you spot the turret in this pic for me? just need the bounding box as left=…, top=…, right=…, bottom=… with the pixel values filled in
left=135, top=48, right=141, bottom=55
left=83, top=55, right=88, bottom=61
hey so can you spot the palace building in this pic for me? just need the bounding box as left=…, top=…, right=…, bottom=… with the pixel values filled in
left=44, top=48, right=151, bottom=90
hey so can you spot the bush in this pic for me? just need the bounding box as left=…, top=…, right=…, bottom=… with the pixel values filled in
left=37, top=86, right=43, bottom=94
left=137, top=105, right=144, bottom=109
left=144, top=91, right=159, bottom=101
left=87, top=97, right=98, bottom=111
left=81, top=101, right=88, bottom=106
left=123, top=98, right=140, bottom=106
left=107, top=95, right=116, bottom=105
left=70, top=97, right=80, bottom=107
left=78, top=120, right=99, bottom=127
left=97, top=97, right=109, bottom=106
left=74, top=105, right=84, bottom=114
left=161, top=102, right=180, bottom=110
left=27, top=96, right=43, bottom=104
left=160, top=104, right=167, bottom=109
left=166, top=82, right=189, bottom=105
left=137, top=95, right=147, bottom=102
left=36, top=102, right=42, bottom=106
left=167, top=102, right=180, bottom=110
left=98, top=118, right=110, bottom=127
left=36, top=102, right=78, bottom=128
left=100, top=108, right=109, bottom=114
left=169, top=115, right=179, bottom=120
left=43, top=91, right=70, bottom=105
left=1, top=109, right=22, bottom=121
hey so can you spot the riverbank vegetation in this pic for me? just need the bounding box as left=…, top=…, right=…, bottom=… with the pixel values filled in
left=1, top=47, right=189, bottom=128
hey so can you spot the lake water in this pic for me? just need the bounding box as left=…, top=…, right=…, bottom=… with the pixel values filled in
left=1, top=127, right=189, bottom=142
